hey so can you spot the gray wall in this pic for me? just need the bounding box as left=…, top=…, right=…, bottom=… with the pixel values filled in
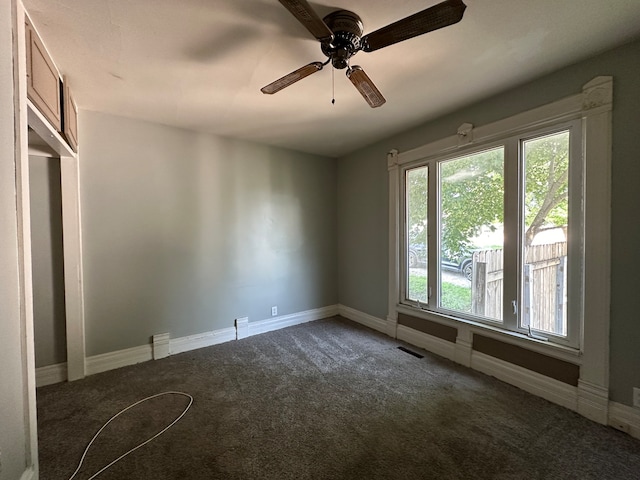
left=0, top=1, right=30, bottom=478
left=29, top=155, right=67, bottom=368
left=337, top=149, right=388, bottom=318
left=79, top=111, right=337, bottom=356
left=337, top=38, right=640, bottom=407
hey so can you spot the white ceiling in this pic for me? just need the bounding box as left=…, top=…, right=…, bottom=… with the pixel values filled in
left=24, top=0, right=640, bottom=158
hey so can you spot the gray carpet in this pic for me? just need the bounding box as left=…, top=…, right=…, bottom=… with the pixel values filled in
left=37, top=316, right=640, bottom=479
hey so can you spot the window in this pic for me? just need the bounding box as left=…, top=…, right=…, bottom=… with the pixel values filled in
left=391, top=77, right=613, bottom=419
left=521, top=131, right=571, bottom=337
left=402, top=123, right=581, bottom=347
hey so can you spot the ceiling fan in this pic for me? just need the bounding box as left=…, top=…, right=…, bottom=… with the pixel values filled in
left=261, top=0, right=467, bottom=108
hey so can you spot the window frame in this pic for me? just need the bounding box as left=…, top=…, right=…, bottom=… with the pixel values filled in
left=400, top=121, right=582, bottom=348
left=517, top=123, right=584, bottom=347
left=387, top=78, right=612, bottom=410
left=433, top=142, right=506, bottom=325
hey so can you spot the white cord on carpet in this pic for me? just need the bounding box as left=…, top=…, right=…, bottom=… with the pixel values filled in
left=68, top=391, right=193, bottom=480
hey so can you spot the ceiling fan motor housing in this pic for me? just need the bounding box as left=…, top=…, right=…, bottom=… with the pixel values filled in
left=321, top=10, right=364, bottom=69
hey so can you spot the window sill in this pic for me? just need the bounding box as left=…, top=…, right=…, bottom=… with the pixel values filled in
left=396, top=303, right=582, bottom=365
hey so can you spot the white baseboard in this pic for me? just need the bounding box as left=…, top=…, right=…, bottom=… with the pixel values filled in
left=77, top=305, right=338, bottom=379
left=338, top=304, right=387, bottom=333
left=472, top=350, right=578, bottom=411
left=396, top=324, right=456, bottom=361
left=577, top=379, right=609, bottom=425
left=609, top=402, right=640, bottom=440
left=248, top=305, right=338, bottom=336
left=86, top=344, right=153, bottom=376
left=35, top=362, right=67, bottom=387
left=169, top=327, right=236, bottom=355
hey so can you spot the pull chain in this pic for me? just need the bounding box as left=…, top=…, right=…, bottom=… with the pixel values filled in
left=331, top=66, right=335, bottom=105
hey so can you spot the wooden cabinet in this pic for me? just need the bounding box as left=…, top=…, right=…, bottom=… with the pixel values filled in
left=63, top=78, right=78, bottom=152
left=25, top=17, right=61, bottom=131
left=25, top=15, right=78, bottom=152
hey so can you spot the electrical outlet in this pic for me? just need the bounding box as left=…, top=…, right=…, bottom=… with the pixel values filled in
left=271, top=306, right=278, bottom=317
left=633, top=387, right=640, bottom=408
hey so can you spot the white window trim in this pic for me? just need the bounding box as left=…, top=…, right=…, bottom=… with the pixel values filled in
left=387, top=76, right=612, bottom=424
left=400, top=122, right=582, bottom=347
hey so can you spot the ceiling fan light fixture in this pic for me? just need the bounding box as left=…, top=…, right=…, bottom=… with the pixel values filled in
left=331, top=48, right=350, bottom=69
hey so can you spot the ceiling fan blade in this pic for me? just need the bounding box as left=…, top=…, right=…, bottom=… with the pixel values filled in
left=278, top=0, right=334, bottom=43
left=261, top=62, right=324, bottom=95
left=361, top=0, right=466, bottom=53
left=346, top=66, right=386, bottom=108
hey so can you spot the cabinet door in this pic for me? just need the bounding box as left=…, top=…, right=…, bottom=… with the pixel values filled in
left=63, top=78, right=78, bottom=152
left=26, top=18, right=61, bottom=131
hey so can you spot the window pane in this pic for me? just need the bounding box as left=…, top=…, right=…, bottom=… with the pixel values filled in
left=522, top=131, right=569, bottom=336
left=407, top=166, right=428, bottom=302
left=439, top=147, right=504, bottom=321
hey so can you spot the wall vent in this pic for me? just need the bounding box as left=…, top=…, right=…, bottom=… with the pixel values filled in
left=235, top=317, right=249, bottom=340
left=152, top=333, right=170, bottom=360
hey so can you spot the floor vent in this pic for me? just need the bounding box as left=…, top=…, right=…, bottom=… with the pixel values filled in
left=397, top=346, right=424, bottom=359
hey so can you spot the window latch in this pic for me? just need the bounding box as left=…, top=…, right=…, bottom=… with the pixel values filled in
left=511, top=300, right=517, bottom=315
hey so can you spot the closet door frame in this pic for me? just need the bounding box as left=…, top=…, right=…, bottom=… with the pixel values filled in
left=28, top=99, right=86, bottom=383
